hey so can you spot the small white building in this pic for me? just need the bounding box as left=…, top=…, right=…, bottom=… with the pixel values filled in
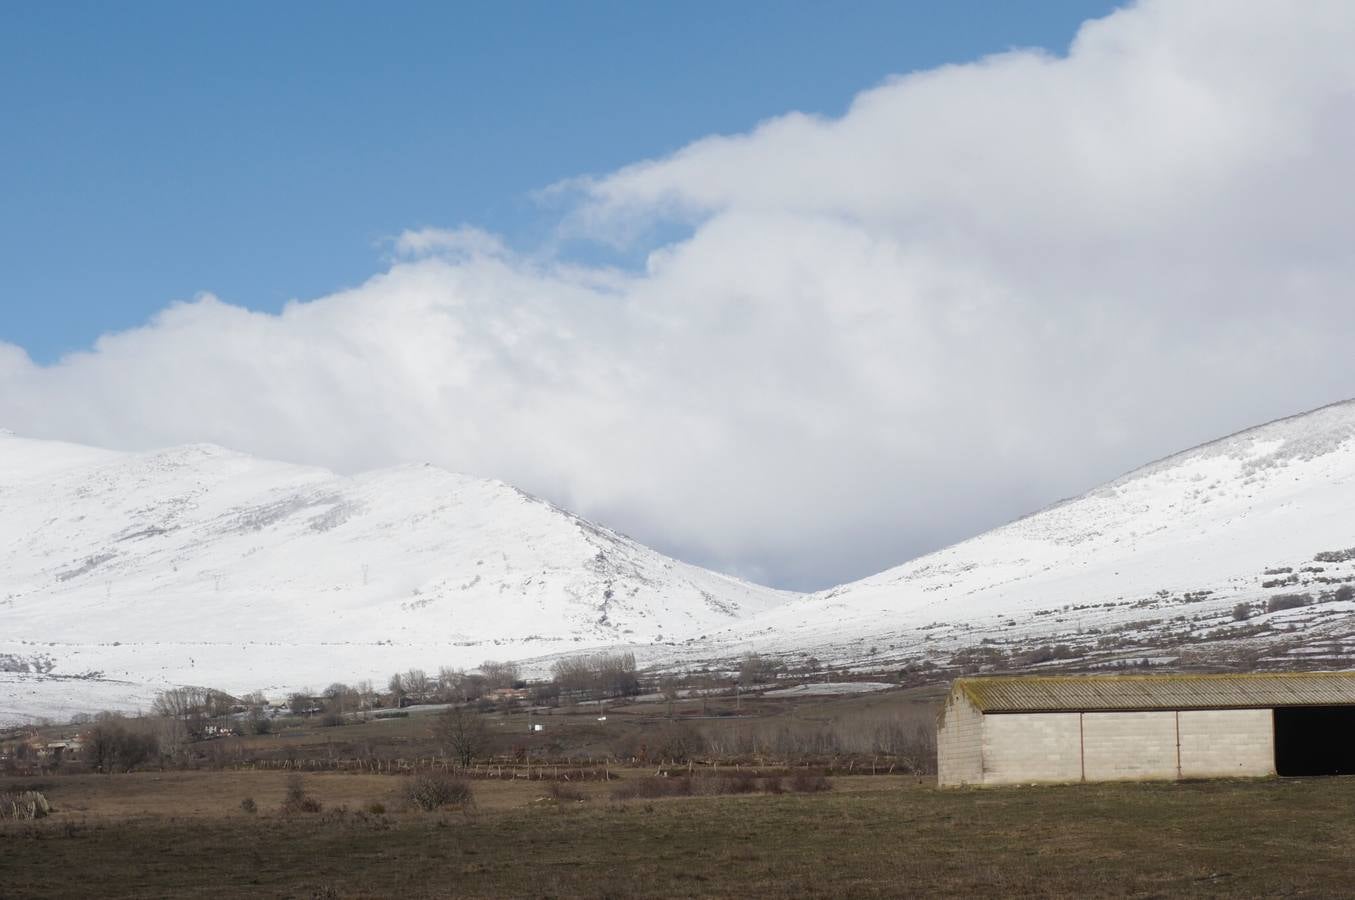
left=938, top=672, right=1355, bottom=787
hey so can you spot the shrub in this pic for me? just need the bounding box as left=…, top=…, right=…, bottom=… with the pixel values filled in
left=710, top=771, right=758, bottom=795
left=1336, top=585, right=1355, bottom=604
left=1266, top=593, right=1312, bottom=613
left=364, top=800, right=386, bottom=815
left=611, top=771, right=822, bottom=801
left=0, top=791, right=51, bottom=820
left=1315, top=548, right=1355, bottom=563
left=320, top=804, right=351, bottom=824
left=405, top=773, right=474, bottom=811
left=279, top=774, right=323, bottom=815
left=650, top=722, right=706, bottom=763
left=610, top=776, right=693, bottom=800
left=788, top=772, right=832, bottom=793
left=611, top=721, right=707, bottom=764
left=547, top=782, right=586, bottom=803
left=239, top=797, right=257, bottom=815
left=734, top=771, right=762, bottom=794
left=1232, top=603, right=1252, bottom=621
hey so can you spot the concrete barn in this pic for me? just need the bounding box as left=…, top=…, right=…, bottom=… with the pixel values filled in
left=937, top=672, right=1355, bottom=786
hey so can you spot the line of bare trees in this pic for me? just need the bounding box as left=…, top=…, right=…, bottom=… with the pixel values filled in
left=384, top=660, right=523, bottom=706
left=151, top=685, right=239, bottom=754
left=695, top=713, right=936, bottom=774
left=551, top=651, right=640, bottom=699
left=82, top=713, right=160, bottom=773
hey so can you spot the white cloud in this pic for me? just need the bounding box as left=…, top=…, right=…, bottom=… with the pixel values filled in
left=4, top=0, right=1355, bottom=589
left=391, top=226, right=509, bottom=261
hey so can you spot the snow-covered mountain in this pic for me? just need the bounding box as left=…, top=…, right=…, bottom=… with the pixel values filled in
left=691, top=399, right=1355, bottom=675
left=6, top=397, right=1355, bottom=723
left=0, top=432, right=791, bottom=722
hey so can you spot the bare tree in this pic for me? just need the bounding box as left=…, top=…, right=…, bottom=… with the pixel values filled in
left=82, top=715, right=159, bottom=773
left=551, top=652, right=640, bottom=699
left=152, top=686, right=233, bottom=745
left=83, top=718, right=123, bottom=773
left=738, top=653, right=781, bottom=686
left=659, top=674, right=680, bottom=720
left=478, top=660, right=520, bottom=689
left=154, top=713, right=189, bottom=757
left=403, top=669, right=431, bottom=701
left=596, top=652, right=639, bottom=697
left=552, top=656, right=593, bottom=696
left=388, top=673, right=407, bottom=706
left=287, top=692, right=314, bottom=715
left=437, top=667, right=462, bottom=700
left=434, top=707, right=490, bottom=768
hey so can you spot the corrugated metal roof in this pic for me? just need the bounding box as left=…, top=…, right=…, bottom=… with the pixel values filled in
left=954, top=672, right=1355, bottom=713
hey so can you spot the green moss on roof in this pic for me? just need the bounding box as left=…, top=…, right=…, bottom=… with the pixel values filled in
left=951, top=671, right=1355, bottom=713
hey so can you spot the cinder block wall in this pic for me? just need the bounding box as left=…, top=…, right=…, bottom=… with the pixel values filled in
left=982, top=712, right=1082, bottom=784
left=1082, top=711, right=1177, bottom=781
left=937, top=693, right=984, bottom=786
left=949, top=707, right=1279, bottom=786
left=1178, top=709, right=1274, bottom=777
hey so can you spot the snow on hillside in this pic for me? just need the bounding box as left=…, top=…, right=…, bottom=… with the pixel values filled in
left=0, top=433, right=792, bottom=723
left=6, top=397, right=1355, bottom=723
left=677, top=400, right=1355, bottom=675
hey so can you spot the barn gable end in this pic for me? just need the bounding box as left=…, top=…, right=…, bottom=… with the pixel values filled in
left=937, top=684, right=984, bottom=786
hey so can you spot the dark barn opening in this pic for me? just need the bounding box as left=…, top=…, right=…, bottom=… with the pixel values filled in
left=1274, top=706, right=1355, bottom=776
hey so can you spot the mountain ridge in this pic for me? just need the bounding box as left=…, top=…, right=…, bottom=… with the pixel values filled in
left=5, top=397, right=1355, bottom=723
left=0, top=432, right=792, bottom=722
left=676, top=397, right=1355, bottom=677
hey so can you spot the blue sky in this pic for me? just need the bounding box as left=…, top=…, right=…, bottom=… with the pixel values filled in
left=2, top=0, right=1120, bottom=363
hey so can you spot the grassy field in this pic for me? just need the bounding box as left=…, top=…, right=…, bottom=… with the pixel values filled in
left=4, top=771, right=1354, bottom=898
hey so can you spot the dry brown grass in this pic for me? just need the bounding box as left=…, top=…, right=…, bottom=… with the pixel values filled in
left=7, top=773, right=1355, bottom=897
left=0, top=769, right=617, bottom=820
left=610, top=770, right=832, bottom=800
left=6, top=774, right=1355, bottom=898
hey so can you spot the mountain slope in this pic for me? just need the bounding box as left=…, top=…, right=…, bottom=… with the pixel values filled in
left=685, top=399, right=1355, bottom=672
left=0, top=433, right=793, bottom=722
left=7, top=398, right=1355, bottom=723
